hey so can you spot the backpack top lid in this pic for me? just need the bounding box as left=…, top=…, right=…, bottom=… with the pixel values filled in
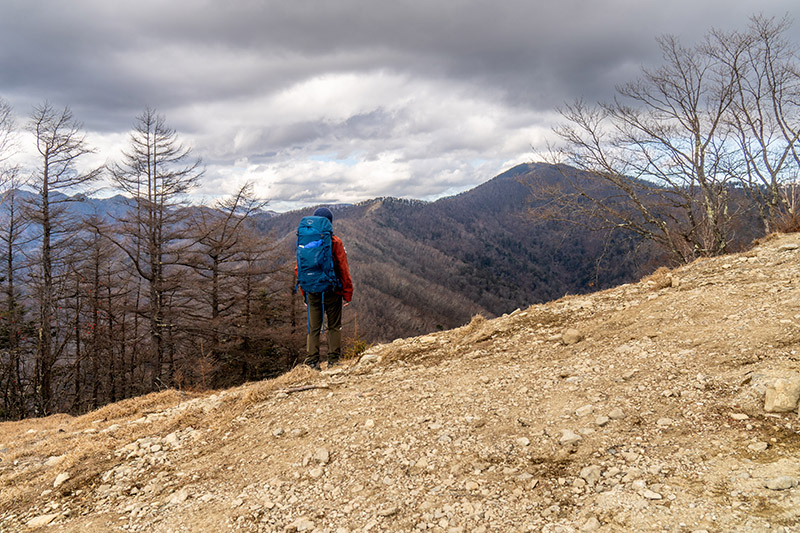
left=297, top=215, right=333, bottom=238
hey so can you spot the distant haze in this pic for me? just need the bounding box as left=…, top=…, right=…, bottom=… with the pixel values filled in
left=1, top=1, right=799, bottom=211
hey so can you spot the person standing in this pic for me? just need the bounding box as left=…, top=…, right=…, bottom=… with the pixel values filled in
left=296, top=207, right=353, bottom=369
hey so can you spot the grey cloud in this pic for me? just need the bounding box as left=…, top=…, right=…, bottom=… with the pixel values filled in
left=7, top=0, right=794, bottom=116
left=1, top=0, right=799, bottom=209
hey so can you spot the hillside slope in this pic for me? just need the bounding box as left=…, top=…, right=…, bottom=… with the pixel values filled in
left=2, top=233, right=800, bottom=532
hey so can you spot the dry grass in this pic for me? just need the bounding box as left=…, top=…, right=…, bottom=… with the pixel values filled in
left=239, top=365, right=319, bottom=407
left=644, top=266, right=674, bottom=290
left=80, top=389, right=195, bottom=426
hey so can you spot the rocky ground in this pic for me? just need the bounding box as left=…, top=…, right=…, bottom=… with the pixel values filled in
left=2, top=233, right=800, bottom=532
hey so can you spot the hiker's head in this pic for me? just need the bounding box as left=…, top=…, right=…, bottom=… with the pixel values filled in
left=314, top=207, right=333, bottom=223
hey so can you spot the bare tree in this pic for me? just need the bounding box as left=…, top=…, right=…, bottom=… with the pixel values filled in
left=186, top=183, right=266, bottom=327
left=0, top=180, right=29, bottom=419
left=180, top=183, right=289, bottom=385
left=25, top=102, right=102, bottom=414
left=547, top=34, right=740, bottom=263
left=711, top=15, right=800, bottom=233
left=107, top=107, right=202, bottom=389
left=0, top=98, right=27, bottom=419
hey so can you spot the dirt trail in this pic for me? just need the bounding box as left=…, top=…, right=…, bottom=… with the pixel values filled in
left=2, top=233, right=800, bottom=532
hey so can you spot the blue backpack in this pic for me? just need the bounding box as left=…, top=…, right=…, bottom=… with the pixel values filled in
left=296, top=216, right=341, bottom=294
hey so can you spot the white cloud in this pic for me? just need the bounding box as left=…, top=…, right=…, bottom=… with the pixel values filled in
left=181, top=72, right=555, bottom=210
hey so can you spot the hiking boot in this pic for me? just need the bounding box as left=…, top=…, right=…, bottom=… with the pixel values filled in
left=305, top=359, right=320, bottom=371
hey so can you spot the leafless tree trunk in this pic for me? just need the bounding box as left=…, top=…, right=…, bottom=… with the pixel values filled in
left=0, top=183, right=28, bottom=419
left=25, top=102, right=101, bottom=414
left=0, top=100, right=27, bottom=419
left=108, top=108, right=202, bottom=390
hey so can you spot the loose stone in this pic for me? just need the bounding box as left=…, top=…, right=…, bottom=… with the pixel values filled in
left=764, top=476, right=799, bottom=490
left=608, top=408, right=625, bottom=420
left=560, top=430, right=582, bottom=445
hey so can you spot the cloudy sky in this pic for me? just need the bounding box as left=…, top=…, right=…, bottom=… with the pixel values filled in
left=1, top=1, right=799, bottom=211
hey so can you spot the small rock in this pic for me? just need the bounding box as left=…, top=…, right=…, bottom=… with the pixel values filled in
left=575, top=404, right=594, bottom=417
left=779, top=243, right=799, bottom=251
left=53, top=472, right=70, bottom=488
left=656, top=417, right=674, bottom=427
left=309, top=467, right=324, bottom=479
left=516, top=437, right=530, bottom=447
left=765, top=377, right=800, bottom=413
left=608, top=408, right=625, bottom=420
left=26, top=513, right=60, bottom=528
left=289, top=517, right=316, bottom=532
left=378, top=506, right=399, bottom=517
left=44, top=455, right=64, bottom=467
left=730, top=413, right=749, bottom=421
left=748, top=442, right=769, bottom=452
left=143, top=482, right=164, bottom=495
left=764, top=476, right=799, bottom=490
left=465, top=481, right=479, bottom=491
left=359, top=353, right=380, bottom=365
left=167, top=488, right=190, bottom=505
left=559, top=429, right=582, bottom=445
left=621, top=451, right=639, bottom=463
left=272, top=427, right=284, bottom=437
left=580, top=517, right=601, bottom=532
left=595, top=415, right=610, bottom=427
left=641, top=489, right=663, bottom=500
left=622, top=467, right=643, bottom=483
left=314, top=448, right=330, bottom=464
left=579, top=465, right=602, bottom=486
left=562, top=328, right=584, bottom=345
left=364, top=419, right=375, bottom=428
left=470, top=417, right=486, bottom=428
left=164, top=432, right=180, bottom=446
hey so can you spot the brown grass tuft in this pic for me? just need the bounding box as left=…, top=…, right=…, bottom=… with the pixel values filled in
left=644, top=266, right=674, bottom=290
left=753, top=232, right=782, bottom=246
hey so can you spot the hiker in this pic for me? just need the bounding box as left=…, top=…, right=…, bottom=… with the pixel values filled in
left=295, top=206, right=353, bottom=370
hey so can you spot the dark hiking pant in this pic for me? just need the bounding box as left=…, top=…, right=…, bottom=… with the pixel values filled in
left=305, top=292, right=342, bottom=366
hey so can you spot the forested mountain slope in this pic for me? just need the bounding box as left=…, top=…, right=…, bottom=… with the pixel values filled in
left=261, top=163, right=647, bottom=342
